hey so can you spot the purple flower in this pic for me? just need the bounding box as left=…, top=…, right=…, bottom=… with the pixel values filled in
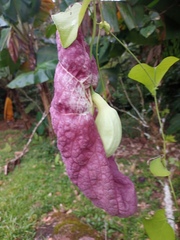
left=50, top=30, right=137, bottom=217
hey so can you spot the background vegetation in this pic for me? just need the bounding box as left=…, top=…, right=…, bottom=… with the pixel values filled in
left=0, top=0, right=180, bottom=239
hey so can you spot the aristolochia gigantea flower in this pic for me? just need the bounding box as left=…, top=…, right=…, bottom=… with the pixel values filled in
left=50, top=29, right=137, bottom=217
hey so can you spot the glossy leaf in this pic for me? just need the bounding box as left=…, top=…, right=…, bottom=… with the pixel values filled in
left=150, top=157, right=170, bottom=177
left=128, top=57, right=179, bottom=96
left=143, top=209, right=175, bottom=240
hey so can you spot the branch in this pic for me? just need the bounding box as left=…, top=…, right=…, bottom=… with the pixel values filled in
left=119, top=78, right=148, bottom=127
left=4, top=111, right=48, bottom=175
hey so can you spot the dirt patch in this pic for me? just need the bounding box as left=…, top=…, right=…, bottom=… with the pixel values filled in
left=0, top=119, right=26, bottom=131
left=35, top=210, right=103, bottom=240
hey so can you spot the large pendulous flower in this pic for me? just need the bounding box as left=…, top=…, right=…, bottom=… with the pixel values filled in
left=50, top=29, right=137, bottom=217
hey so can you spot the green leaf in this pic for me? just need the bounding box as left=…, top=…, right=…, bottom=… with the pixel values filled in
left=78, top=0, right=91, bottom=26
left=102, top=2, right=119, bottom=33
left=143, top=209, right=175, bottom=240
left=0, top=48, right=20, bottom=74
left=37, top=46, right=58, bottom=65
left=59, top=0, right=75, bottom=12
left=45, top=24, right=56, bottom=38
left=149, top=11, right=160, bottom=21
left=117, top=2, right=136, bottom=30
left=7, top=72, right=34, bottom=89
left=34, top=60, right=57, bottom=83
left=7, top=60, right=57, bottom=88
left=128, top=63, right=156, bottom=95
left=149, top=157, right=170, bottom=177
left=155, top=57, right=179, bottom=85
left=165, top=135, right=176, bottom=143
left=0, top=27, right=10, bottom=51
left=52, top=0, right=91, bottom=48
left=0, top=0, right=41, bottom=24
left=147, top=0, right=160, bottom=8
left=166, top=113, right=180, bottom=135
left=52, top=3, right=81, bottom=48
left=140, top=24, right=156, bottom=38
left=128, top=57, right=179, bottom=96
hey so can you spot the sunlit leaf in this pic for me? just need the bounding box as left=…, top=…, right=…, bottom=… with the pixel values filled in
left=52, top=3, right=81, bottom=48
left=128, top=63, right=156, bottom=95
left=52, top=0, right=91, bottom=48
left=143, top=209, right=175, bottom=240
left=164, top=135, right=176, bottom=143
left=149, top=157, right=170, bottom=177
left=128, top=57, right=179, bottom=96
left=155, top=57, right=179, bottom=86
left=78, top=0, right=91, bottom=26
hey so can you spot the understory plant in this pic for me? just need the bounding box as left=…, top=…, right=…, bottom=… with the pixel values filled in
left=50, top=0, right=180, bottom=239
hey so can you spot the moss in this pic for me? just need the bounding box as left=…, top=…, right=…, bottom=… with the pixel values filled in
left=53, top=212, right=103, bottom=240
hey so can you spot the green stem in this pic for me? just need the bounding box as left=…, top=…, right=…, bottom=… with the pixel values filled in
left=110, top=32, right=156, bottom=86
left=154, top=95, right=166, bottom=165
left=96, top=29, right=106, bottom=95
left=98, top=0, right=104, bottom=22
left=90, top=0, right=96, bottom=59
left=168, top=176, right=179, bottom=210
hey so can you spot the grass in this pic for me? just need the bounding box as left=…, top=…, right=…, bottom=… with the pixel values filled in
left=0, top=129, right=179, bottom=239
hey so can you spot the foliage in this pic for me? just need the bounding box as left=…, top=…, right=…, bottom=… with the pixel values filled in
left=0, top=0, right=180, bottom=238
left=49, top=1, right=180, bottom=239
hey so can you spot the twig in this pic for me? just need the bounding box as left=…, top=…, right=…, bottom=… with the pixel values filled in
left=4, top=111, right=48, bottom=175
left=111, top=103, right=149, bottom=128
left=119, top=77, right=147, bottom=126
left=19, top=88, right=43, bottom=113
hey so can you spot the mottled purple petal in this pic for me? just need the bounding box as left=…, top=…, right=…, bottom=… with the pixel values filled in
left=50, top=30, right=137, bottom=217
